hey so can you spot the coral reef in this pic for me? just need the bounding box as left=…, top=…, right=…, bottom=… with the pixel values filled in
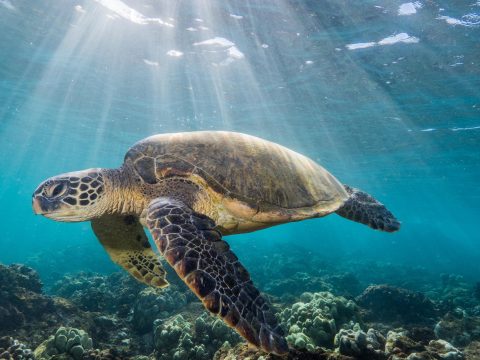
left=252, top=247, right=330, bottom=280
left=2, top=249, right=480, bottom=360
left=474, top=283, right=480, bottom=302
left=280, top=292, right=358, bottom=350
left=464, top=341, right=480, bottom=360
left=153, top=312, right=241, bottom=360
left=322, top=273, right=362, bottom=298
left=0, top=264, right=42, bottom=293
left=434, top=310, right=480, bottom=347
left=263, top=271, right=362, bottom=303
left=0, top=263, right=154, bottom=356
left=264, top=272, right=332, bottom=301
left=34, top=327, right=93, bottom=360
left=427, top=340, right=464, bottom=359
left=407, top=326, right=436, bottom=344
left=384, top=330, right=427, bottom=356
left=0, top=263, right=55, bottom=331
left=0, top=263, right=102, bottom=350
left=339, top=261, right=435, bottom=294
left=332, top=328, right=465, bottom=360
left=50, top=272, right=145, bottom=317
left=83, top=348, right=130, bottom=360
left=132, top=286, right=189, bottom=334
left=334, top=326, right=386, bottom=359
left=213, top=342, right=354, bottom=360
left=384, top=330, right=464, bottom=360
left=431, top=275, right=479, bottom=313
left=0, top=337, right=34, bottom=360
left=356, top=285, right=437, bottom=326
left=25, top=245, right=118, bottom=288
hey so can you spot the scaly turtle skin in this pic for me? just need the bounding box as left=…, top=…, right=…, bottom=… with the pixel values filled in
left=32, top=131, right=400, bottom=355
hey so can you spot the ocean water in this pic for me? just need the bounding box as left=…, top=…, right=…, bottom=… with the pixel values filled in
left=0, top=0, right=479, bottom=358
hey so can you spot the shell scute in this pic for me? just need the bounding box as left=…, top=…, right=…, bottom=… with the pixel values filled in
left=134, top=156, right=157, bottom=184
left=155, top=155, right=195, bottom=178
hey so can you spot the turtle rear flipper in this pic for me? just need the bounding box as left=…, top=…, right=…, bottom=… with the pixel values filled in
left=145, top=197, right=289, bottom=355
left=336, top=185, right=400, bottom=232
left=91, top=214, right=169, bottom=288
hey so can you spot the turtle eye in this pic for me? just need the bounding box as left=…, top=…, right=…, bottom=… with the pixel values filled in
left=46, top=182, right=67, bottom=198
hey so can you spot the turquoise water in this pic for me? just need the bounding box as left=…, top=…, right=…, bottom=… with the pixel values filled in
left=1, top=0, right=479, bottom=286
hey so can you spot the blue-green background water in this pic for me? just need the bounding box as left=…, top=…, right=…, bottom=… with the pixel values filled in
left=0, top=0, right=479, bottom=284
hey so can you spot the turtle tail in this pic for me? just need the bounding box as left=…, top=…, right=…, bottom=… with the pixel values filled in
left=335, top=185, right=400, bottom=232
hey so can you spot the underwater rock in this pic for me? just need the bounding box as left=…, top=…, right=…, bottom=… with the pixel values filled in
left=153, top=311, right=241, bottom=360
left=34, top=326, right=93, bottom=360
left=213, top=342, right=354, bottom=360
left=0, top=337, right=34, bottom=360
left=434, top=309, right=480, bottom=347
left=334, top=327, right=386, bottom=359
left=280, top=292, right=358, bottom=350
left=356, top=285, right=437, bottom=326
left=464, top=341, right=480, bottom=360
left=0, top=263, right=55, bottom=331
left=132, top=286, right=188, bottom=334
left=51, top=272, right=145, bottom=317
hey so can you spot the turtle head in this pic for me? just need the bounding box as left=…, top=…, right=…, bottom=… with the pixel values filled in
left=32, top=169, right=107, bottom=222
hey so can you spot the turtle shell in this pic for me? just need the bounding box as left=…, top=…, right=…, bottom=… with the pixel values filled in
left=124, top=131, right=348, bottom=210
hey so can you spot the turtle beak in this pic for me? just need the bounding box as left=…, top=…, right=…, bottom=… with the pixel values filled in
left=32, top=181, right=62, bottom=215
left=32, top=196, right=44, bottom=215
left=32, top=195, right=62, bottom=217
left=32, top=183, right=45, bottom=215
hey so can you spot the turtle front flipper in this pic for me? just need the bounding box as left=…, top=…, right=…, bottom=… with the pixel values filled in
left=91, top=214, right=169, bottom=289
left=145, top=198, right=289, bottom=355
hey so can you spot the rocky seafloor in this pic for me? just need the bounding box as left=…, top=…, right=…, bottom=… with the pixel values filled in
left=1, top=246, right=479, bottom=360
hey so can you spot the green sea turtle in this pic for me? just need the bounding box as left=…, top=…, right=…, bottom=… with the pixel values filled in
left=32, top=131, right=400, bottom=354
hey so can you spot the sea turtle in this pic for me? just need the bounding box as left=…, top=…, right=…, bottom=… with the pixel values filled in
left=32, top=131, right=400, bottom=355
